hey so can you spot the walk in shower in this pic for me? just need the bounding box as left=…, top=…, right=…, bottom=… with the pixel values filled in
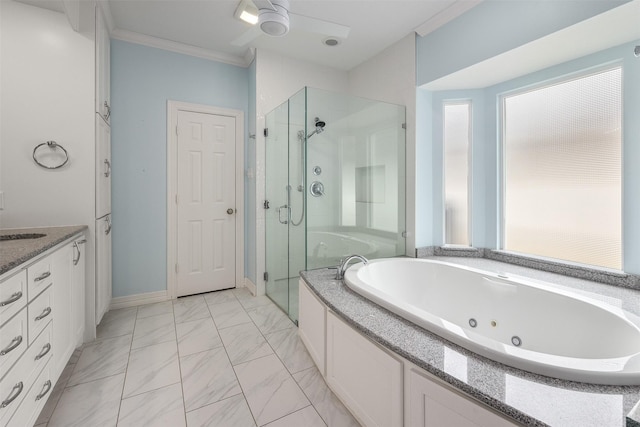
left=265, top=87, right=406, bottom=322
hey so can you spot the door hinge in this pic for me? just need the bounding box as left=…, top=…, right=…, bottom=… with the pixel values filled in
left=176, top=125, right=179, bottom=136
left=264, top=128, right=268, bottom=137
left=175, top=194, right=179, bottom=204
left=263, top=272, right=269, bottom=282
left=263, top=200, right=270, bottom=209
left=175, top=263, right=179, bottom=274
left=401, top=123, right=406, bottom=130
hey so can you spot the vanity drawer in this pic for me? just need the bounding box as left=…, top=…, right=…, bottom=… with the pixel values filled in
left=0, top=270, right=27, bottom=327
left=0, top=323, right=52, bottom=426
left=0, top=309, right=28, bottom=381
left=28, top=287, right=52, bottom=345
left=27, top=257, right=53, bottom=302
left=7, top=362, right=52, bottom=427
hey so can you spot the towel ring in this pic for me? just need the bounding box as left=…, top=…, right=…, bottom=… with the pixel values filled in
left=33, top=141, right=69, bottom=169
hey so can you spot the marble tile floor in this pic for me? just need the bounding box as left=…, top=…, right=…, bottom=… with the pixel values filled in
left=34, top=288, right=360, bottom=427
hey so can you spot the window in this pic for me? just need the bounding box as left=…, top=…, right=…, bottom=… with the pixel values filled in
left=443, top=101, right=471, bottom=246
left=502, top=67, right=622, bottom=269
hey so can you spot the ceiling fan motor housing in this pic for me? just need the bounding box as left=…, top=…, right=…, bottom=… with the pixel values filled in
left=259, top=0, right=290, bottom=36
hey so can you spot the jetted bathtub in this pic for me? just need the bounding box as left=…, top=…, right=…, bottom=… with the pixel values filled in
left=343, top=258, right=640, bottom=385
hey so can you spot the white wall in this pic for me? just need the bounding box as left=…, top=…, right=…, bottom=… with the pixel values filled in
left=0, top=0, right=96, bottom=340
left=255, top=49, right=348, bottom=295
left=347, top=34, right=417, bottom=256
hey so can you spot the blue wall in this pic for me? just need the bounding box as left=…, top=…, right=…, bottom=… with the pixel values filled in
left=415, top=1, right=628, bottom=251
left=111, top=40, right=249, bottom=298
left=418, top=39, right=640, bottom=273
left=416, top=0, right=628, bottom=86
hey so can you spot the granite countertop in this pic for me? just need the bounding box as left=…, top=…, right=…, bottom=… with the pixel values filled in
left=0, top=225, right=88, bottom=276
left=300, top=257, right=640, bottom=427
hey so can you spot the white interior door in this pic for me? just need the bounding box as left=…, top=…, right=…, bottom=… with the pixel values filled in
left=176, top=110, right=236, bottom=297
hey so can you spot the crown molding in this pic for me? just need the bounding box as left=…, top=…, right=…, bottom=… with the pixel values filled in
left=414, top=0, right=482, bottom=37
left=110, top=28, right=251, bottom=68
left=98, top=0, right=115, bottom=34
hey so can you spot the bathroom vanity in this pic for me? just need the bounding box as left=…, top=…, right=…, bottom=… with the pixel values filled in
left=299, top=261, right=640, bottom=427
left=0, top=226, right=86, bottom=427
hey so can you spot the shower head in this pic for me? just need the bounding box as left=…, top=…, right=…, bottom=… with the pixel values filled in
left=307, top=117, right=326, bottom=139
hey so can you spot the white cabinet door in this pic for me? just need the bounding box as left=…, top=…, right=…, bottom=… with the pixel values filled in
left=51, top=243, right=73, bottom=382
left=298, top=280, right=326, bottom=375
left=326, top=311, right=403, bottom=427
left=408, top=367, right=517, bottom=427
left=96, top=114, right=111, bottom=218
left=95, top=4, right=110, bottom=124
left=95, top=215, right=112, bottom=325
left=71, top=239, right=86, bottom=345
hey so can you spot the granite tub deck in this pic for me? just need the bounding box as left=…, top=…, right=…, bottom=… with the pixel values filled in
left=0, top=225, right=87, bottom=275
left=300, top=257, right=640, bottom=427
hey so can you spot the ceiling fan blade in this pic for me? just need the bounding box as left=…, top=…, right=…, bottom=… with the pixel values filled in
left=289, top=13, right=350, bottom=39
left=231, top=26, right=263, bottom=46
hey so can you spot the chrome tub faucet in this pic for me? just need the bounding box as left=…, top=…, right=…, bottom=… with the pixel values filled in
left=335, top=254, right=368, bottom=280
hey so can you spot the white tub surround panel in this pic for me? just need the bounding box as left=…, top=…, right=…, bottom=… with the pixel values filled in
left=344, top=258, right=640, bottom=385
left=300, top=260, right=640, bottom=427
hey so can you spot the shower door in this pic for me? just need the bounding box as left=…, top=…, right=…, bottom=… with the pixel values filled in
left=265, top=89, right=306, bottom=323
left=265, top=101, right=291, bottom=316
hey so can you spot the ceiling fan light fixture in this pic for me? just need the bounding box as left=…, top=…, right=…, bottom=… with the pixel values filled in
left=259, top=0, right=290, bottom=37
left=234, top=0, right=259, bottom=25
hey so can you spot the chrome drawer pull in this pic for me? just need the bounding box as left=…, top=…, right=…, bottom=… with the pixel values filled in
left=35, top=307, right=52, bottom=321
left=72, top=239, right=87, bottom=266
left=1, top=382, right=23, bottom=408
left=73, top=243, right=81, bottom=265
left=35, top=380, right=52, bottom=401
left=0, top=336, right=23, bottom=356
left=35, top=343, right=52, bottom=361
left=34, top=271, right=51, bottom=282
left=0, top=291, right=23, bottom=307
left=105, top=216, right=112, bottom=235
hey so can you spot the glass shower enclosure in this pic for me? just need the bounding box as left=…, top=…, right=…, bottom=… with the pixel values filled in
left=265, top=87, right=406, bottom=322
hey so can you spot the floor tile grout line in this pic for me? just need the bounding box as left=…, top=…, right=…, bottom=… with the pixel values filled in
left=170, top=298, right=190, bottom=427
left=245, top=300, right=318, bottom=425
left=289, top=368, right=334, bottom=427
left=46, top=288, right=349, bottom=427
left=115, top=305, right=138, bottom=426
left=202, top=290, right=260, bottom=426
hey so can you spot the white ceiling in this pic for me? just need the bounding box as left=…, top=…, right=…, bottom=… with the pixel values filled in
left=19, top=0, right=481, bottom=70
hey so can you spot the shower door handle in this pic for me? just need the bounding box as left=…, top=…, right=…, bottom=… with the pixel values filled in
left=277, top=205, right=289, bottom=224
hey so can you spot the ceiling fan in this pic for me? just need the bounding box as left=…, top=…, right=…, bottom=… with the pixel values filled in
left=231, top=0, right=350, bottom=47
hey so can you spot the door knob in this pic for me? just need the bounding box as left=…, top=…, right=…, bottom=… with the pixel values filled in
left=227, top=208, right=235, bottom=215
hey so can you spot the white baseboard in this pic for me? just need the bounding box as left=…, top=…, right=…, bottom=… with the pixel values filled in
left=110, top=290, right=170, bottom=310
left=244, top=277, right=257, bottom=296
